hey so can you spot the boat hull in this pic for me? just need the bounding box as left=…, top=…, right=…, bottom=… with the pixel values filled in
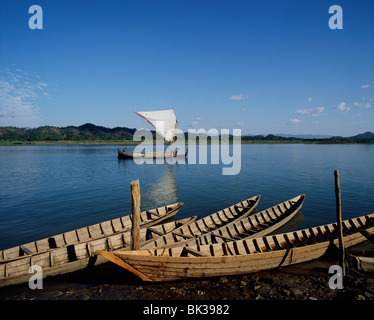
left=118, top=150, right=188, bottom=160
left=184, top=194, right=305, bottom=248
left=349, top=255, right=374, bottom=273
left=0, top=202, right=185, bottom=287
left=98, top=213, right=374, bottom=282
left=141, top=194, right=304, bottom=250
left=140, top=195, right=261, bottom=249
left=0, top=216, right=196, bottom=288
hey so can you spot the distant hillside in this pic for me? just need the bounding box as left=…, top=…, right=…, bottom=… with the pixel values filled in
left=241, top=134, right=301, bottom=142
left=276, top=132, right=374, bottom=140
left=0, top=123, right=137, bottom=141
left=348, top=131, right=374, bottom=139
left=0, top=124, right=373, bottom=143
left=275, top=134, right=332, bottom=139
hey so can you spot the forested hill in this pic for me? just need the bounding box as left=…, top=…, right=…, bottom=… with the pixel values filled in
left=241, top=131, right=374, bottom=143
left=0, top=123, right=137, bottom=141
left=0, top=124, right=373, bottom=143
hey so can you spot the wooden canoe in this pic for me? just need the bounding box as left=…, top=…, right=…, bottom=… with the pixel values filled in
left=0, top=216, right=196, bottom=288
left=140, top=195, right=304, bottom=250
left=349, top=255, right=374, bottom=273
left=140, top=195, right=261, bottom=250
left=347, top=230, right=374, bottom=273
left=97, top=213, right=374, bottom=282
left=118, top=149, right=188, bottom=160
left=0, top=202, right=183, bottom=263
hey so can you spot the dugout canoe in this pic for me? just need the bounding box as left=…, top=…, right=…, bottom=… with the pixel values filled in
left=347, top=230, right=374, bottom=273
left=349, top=255, right=374, bottom=273
left=140, top=195, right=304, bottom=250
left=0, top=216, right=196, bottom=288
left=98, top=213, right=374, bottom=282
left=140, top=195, right=261, bottom=250
left=0, top=202, right=183, bottom=263
left=118, top=149, right=188, bottom=160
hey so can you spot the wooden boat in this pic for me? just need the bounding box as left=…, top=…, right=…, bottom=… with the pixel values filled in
left=0, top=216, right=196, bottom=288
left=347, top=230, right=374, bottom=273
left=98, top=213, right=374, bottom=282
left=118, top=149, right=188, bottom=160
left=140, top=195, right=303, bottom=250
left=0, top=202, right=183, bottom=263
left=134, top=195, right=259, bottom=253
left=118, top=109, right=187, bottom=160
left=140, top=195, right=261, bottom=249
left=349, top=255, right=374, bottom=273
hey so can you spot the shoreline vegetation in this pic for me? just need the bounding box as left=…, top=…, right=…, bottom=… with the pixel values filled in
left=2, top=139, right=374, bottom=146
left=1, top=123, right=373, bottom=145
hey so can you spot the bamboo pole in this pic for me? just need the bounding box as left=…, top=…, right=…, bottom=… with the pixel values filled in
left=334, top=170, right=345, bottom=276
left=130, top=180, right=141, bottom=250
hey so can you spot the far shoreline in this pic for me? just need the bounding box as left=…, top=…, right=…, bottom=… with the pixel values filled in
left=1, top=139, right=373, bottom=146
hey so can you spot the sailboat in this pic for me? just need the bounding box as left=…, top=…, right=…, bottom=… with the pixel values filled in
left=118, top=109, right=188, bottom=160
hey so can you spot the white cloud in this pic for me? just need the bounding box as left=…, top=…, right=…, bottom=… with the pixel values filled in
left=296, top=106, right=325, bottom=116
left=335, top=102, right=350, bottom=112
left=188, top=116, right=203, bottom=128
left=361, top=84, right=370, bottom=88
left=353, top=101, right=371, bottom=109
left=307, top=97, right=312, bottom=102
left=0, top=68, right=49, bottom=125
left=288, top=118, right=301, bottom=124
left=229, top=93, right=247, bottom=100
left=236, top=121, right=245, bottom=127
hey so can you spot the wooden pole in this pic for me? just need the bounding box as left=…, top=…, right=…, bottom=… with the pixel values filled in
left=130, top=180, right=141, bottom=250
left=334, top=170, right=345, bottom=276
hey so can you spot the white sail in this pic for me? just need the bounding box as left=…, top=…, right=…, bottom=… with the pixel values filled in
left=134, top=109, right=178, bottom=144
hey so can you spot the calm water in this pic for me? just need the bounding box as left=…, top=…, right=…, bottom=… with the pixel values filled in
left=0, top=144, right=373, bottom=250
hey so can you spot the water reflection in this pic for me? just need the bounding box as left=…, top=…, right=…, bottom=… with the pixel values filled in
left=269, top=211, right=305, bottom=235
left=145, top=165, right=178, bottom=208
left=1, top=144, right=373, bottom=250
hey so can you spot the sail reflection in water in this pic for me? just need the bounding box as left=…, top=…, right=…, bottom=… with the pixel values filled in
left=146, top=166, right=178, bottom=209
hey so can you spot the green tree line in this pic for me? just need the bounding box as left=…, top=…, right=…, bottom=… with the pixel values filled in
left=0, top=124, right=137, bottom=141
left=0, top=124, right=373, bottom=143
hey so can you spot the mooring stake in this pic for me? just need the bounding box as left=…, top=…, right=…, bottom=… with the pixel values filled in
left=130, top=180, right=141, bottom=250
left=334, top=170, right=345, bottom=277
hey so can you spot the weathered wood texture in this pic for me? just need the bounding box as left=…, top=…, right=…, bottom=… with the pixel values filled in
left=334, top=170, right=345, bottom=276
left=349, top=255, right=374, bottom=273
left=141, top=194, right=304, bottom=250
left=0, top=213, right=192, bottom=288
left=0, top=202, right=183, bottom=263
left=130, top=180, right=141, bottom=250
left=140, top=195, right=261, bottom=250
left=99, top=213, right=374, bottom=282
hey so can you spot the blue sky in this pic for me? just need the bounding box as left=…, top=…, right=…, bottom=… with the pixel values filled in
left=0, top=0, right=373, bottom=136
